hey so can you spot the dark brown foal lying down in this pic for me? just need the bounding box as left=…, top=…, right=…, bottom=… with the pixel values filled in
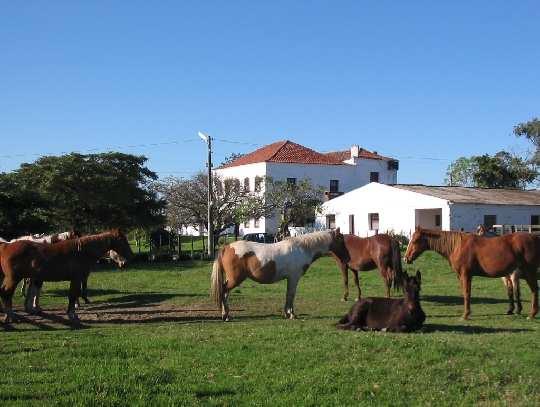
left=337, top=271, right=425, bottom=333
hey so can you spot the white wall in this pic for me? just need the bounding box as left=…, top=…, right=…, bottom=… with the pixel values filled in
left=317, top=183, right=450, bottom=237
left=450, top=204, right=540, bottom=232
left=214, top=158, right=398, bottom=235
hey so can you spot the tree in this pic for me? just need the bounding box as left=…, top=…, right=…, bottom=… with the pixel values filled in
left=156, top=172, right=269, bottom=241
left=445, top=157, right=476, bottom=187
left=10, top=152, right=165, bottom=232
left=264, top=178, right=324, bottom=239
left=0, top=172, right=51, bottom=239
left=514, top=117, right=540, bottom=165
left=445, top=151, right=537, bottom=189
left=220, top=153, right=244, bottom=167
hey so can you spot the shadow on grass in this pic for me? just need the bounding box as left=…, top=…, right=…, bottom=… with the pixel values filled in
left=422, top=323, right=533, bottom=334
left=195, top=389, right=236, bottom=399
left=423, top=295, right=509, bottom=305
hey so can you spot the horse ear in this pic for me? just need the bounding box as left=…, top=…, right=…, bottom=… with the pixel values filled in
left=415, top=225, right=421, bottom=231
left=335, top=227, right=341, bottom=236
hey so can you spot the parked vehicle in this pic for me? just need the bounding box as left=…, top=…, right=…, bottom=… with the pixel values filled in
left=242, top=233, right=275, bottom=243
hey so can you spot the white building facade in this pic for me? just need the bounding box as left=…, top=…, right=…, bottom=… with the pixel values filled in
left=214, top=140, right=399, bottom=235
left=317, top=183, right=540, bottom=237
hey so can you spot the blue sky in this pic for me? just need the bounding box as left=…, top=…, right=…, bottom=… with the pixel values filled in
left=1, top=2, right=538, bottom=184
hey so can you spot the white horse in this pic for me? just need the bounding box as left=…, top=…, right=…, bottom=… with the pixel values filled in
left=211, top=228, right=350, bottom=321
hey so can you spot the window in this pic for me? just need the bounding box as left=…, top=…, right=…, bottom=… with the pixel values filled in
left=531, top=215, right=540, bottom=225
left=330, top=180, right=339, bottom=193
left=369, top=213, right=379, bottom=231
left=244, top=219, right=250, bottom=228
left=370, top=172, right=379, bottom=183
left=349, top=214, right=355, bottom=235
left=254, top=176, right=263, bottom=192
left=388, top=160, right=399, bottom=170
left=326, top=215, right=336, bottom=229
left=233, top=179, right=240, bottom=193
left=254, top=218, right=260, bottom=228
left=287, top=177, right=297, bottom=186
left=243, top=177, right=250, bottom=192
left=435, top=214, right=441, bottom=227
left=484, top=215, right=497, bottom=229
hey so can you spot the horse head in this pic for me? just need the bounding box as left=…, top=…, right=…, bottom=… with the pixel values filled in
left=108, top=249, right=128, bottom=268
left=109, top=229, right=134, bottom=265
left=404, top=226, right=428, bottom=264
left=403, top=270, right=422, bottom=303
left=329, top=227, right=351, bottom=264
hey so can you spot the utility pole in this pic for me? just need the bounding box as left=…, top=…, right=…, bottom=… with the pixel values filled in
left=199, top=131, right=214, bottom=258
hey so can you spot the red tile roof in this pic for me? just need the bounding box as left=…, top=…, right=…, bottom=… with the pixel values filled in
left=219, top=140, right=393, bottom=169
left=323, top=149, right=391, bottom=161
left=219, top=140, right=345, bottom=168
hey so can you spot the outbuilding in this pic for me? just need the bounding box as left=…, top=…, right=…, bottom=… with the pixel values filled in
left=316, top=183, right=540, bottom=237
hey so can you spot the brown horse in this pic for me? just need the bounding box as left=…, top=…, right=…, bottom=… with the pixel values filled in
left=476, top=225, right=523, bottom=315
left=337, top=270, right=425, bottom=332
left=404, top=227, right=539, bottom=319
left=211, top=228, right=350, bottom=321
left=0, top=229, right=133, bottom=325
left=330, top=234, right=404, bottom=301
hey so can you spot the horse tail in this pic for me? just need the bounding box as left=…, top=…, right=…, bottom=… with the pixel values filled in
left=210, top=248, right=224, bottom=307
left=390, top=238, right=405, bottom=291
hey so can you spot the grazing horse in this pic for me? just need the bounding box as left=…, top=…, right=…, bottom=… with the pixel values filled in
left=211, top=228, right=350, bottom=321
left=337, top=270, right=425, bottom=332
left=330, top=234, right=404, bottom=301
left=0, top=229, right=133, bottom=325
left=15, top=231, right=80, bottom=297
left=404, top=227, right=539, bottom=319
left=25, top=249, right=128, bottom=313
left=476, top=225, right=523, bottom=315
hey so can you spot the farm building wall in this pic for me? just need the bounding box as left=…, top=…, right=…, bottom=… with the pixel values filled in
left=316, top=183, right=450, bottom=237
left=449, top=204, right=540, bottom=232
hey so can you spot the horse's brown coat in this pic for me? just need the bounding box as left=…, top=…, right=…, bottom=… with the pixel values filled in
left=405, top=227, right=539, bottom=319
left=330, top=234, right=404, bottom=301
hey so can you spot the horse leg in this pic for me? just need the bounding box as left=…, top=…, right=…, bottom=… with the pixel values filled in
left=31, top=280, right=43, bottom=314
left=351, top=269, right=361, bottom=301
left=20, top=278, right=28, bottom=297
left=512, top=271, right=522, bottom=315
left=523, top=271, right=538, bottom=319
left=0, top=276, right=18, bottom=324
left=67, top=278, right=82, bottom=325
left=284, top=276, right=300, bottom=319
left=384, top=268, right=392, bottom=298
left=503, top=276, right=515, bottom=315
left=222, top=273, right=246, bottom=322
left=81, top=272, right=90, bottom=304
left=460, top=273, right=472, bottom=320
left=340, top=263, right=349, bottom=301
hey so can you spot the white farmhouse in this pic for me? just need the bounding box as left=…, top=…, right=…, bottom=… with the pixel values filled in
left=317, top=183, right=540, bottom=237
left=214, top=140, right=399, bottom=235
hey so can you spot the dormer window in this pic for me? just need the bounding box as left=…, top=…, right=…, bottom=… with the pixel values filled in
left=330, top=180, right=339, bottom=193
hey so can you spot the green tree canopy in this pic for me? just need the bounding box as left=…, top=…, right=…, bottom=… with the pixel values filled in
left=6, top=152, right=165, bottom=233
left=445, top=151, right=537, bottom=189
left=514, top=117, right=540, bottom=165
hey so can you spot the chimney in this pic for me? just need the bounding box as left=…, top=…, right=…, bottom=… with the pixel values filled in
left=350, top=144, right=360, bottom=158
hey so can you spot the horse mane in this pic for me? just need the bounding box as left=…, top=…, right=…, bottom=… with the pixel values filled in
left=286, top=231, right=332, bottom=251
left=422, top=229, right=465, bottom=258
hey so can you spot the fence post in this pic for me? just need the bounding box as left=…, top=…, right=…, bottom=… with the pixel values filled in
left=190, top=235, right=194, bottom=259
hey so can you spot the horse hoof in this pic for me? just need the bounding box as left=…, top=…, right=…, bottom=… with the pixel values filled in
left=354, top=298, right=359, bottom=302
left=341, top=298, right=348, bottom=302
left=460, top=316, right=470, bottom=321
left=222, top=315, right=230, bottom=322
left=289, top=314, right=297, bottom=320
left=506, top=310, right=514, bottom=315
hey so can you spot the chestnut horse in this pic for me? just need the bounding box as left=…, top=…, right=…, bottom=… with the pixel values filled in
left=404, top=227, right=539, bottom=319
left=211, top=228, right=350, bottom=321
left=330, top=234, right=404, bottom=301
left=0, top=229, right=133, bottom=325
left=476, top=225, right=523, bottom=315
left=337, top=270, right=425, bottom=332
left=25, top=249, right=128, bottom=314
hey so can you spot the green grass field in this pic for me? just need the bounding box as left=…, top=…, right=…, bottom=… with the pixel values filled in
left=2, top=253, right=539, bottom=406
